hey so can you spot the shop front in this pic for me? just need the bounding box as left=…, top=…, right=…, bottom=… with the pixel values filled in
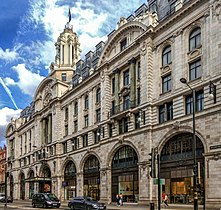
left=160, top=133, right=205, bottom=205
left=111, top=145, right=139, bottom=203
left=83, top=155, right=100, bottom=200
left=63, top=161, right=77, bottom=200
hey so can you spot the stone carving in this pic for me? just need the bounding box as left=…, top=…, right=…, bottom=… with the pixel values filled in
left=140, top=41, right=147, bottom=56
left=173, top=121, right=180, bottom=129
left=213, top=0, right=221, bottom=19
left=117, top=17, right=127, bottom=28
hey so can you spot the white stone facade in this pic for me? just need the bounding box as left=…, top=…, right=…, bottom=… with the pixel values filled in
left=6, top=0, right=221, bottom=208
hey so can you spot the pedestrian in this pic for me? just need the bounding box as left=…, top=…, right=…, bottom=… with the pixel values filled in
left=116, top=194, right=120, bottom=206
left=162, top=191, right=169, bottom=208
left=119, top=193, right=123, bottom=206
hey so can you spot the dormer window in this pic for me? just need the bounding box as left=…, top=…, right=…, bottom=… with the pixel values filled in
left=120, top=38, right=127, bottom=51
left=62, top=73, right=67, bottom=81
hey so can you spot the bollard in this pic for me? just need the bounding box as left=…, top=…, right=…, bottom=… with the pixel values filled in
left=150, top=202, right=154, bottom=210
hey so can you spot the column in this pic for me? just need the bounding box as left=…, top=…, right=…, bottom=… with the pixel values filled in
left=99, top=168, right=109, bottom=203
left=128, top=57, right=136, bottom=107
left=76, top=172, right=84, bottom=196
left=69, top=44, right=72, bottom=64
left=138, top=162, right=149, bottom=205
left=42, top=119, right=46, bottom=144
left=60, top=44, right=63, bottom=65
left=48, top=115, right=52, bottom=143
left=113, top=68, right=120, bottom=106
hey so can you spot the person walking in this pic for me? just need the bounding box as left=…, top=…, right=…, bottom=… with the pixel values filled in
left=119, top=193, right=123, bottom=206
left=162, top=191, right=169, bottom=208
left=116, top=194, right=120, bottom=206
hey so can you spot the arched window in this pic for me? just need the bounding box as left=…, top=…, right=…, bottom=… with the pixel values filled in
left=162, top=45, right=171, bottom=66
left=112, top=145, right=138, bottom=169
left=189, top=27, right=201, bottom=51
left=96, top=88, right=101, bottom=103
left=64, top=161, right=76, bottom=177
left=84, top=155, right=99, bottom=173
left=85, top=95, right=89, bottom=109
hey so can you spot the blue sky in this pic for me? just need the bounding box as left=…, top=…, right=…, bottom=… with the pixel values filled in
left=0, top=0, right=147, bottom=147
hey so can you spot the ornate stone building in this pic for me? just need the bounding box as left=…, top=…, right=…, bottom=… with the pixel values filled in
left=5, top=0, right=221, bottom=208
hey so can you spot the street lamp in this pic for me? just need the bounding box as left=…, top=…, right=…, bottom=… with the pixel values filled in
left=180, top=78, right=198, bottom=210
left=208, top=81, right=216, bottom=103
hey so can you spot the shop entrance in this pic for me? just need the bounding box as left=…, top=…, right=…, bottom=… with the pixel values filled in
left=20, top=172, right=25, bottom=200
left=111, top=145, right=139, bottom=203
left=83, top=155, right=100, bottom=200
left=39, top=165, right=52, bottom=193
left=160, top=133, right=205, bottom=205
left=63, top=161, right=77, bottom=200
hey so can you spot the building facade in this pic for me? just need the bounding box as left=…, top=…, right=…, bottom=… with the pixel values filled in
left=0, top=145, right=6, bottom=193
left=6, top=0, right=221, bottom=208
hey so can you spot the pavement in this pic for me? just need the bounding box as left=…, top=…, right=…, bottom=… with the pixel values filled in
left=0, top=199, right=219, bottom=210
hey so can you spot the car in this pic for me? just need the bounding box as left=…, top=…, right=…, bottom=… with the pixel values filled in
left=32, top=193, right=60, bottom=208
left=0, top=193, right=13, bottom=203
left=68, top=196, right=106, bottom=210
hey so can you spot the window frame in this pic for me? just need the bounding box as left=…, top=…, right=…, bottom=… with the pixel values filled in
left=162, top=45, right=171, bottom=66
left=162, top=74, right=171, bottom=93
left=189, top=59, right=201, bottom=81
left=189, top=27, right=201, bottom=51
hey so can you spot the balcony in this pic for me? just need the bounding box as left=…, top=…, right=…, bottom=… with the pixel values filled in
left=110, top=100, right=136, bottom=117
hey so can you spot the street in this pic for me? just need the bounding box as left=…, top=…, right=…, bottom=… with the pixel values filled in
left=0, top=200, right=214, bottom=210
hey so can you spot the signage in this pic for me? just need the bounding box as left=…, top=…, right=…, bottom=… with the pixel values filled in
left=154, top=178, right=165, bottom=185
left=210, top=145, right=221, bottom=150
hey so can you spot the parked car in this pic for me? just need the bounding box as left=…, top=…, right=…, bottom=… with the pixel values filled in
left=32, top=193, right=60, bottom=208
left=0, top=193, right=13, bottom=203
left=68, top=196, right=106, bottom=210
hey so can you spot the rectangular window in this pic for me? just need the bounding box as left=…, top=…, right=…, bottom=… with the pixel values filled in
left=123, top=95, right=130, bottom=110
left=162, top=74, right=171, bottom=93
left=63, top=141, right=67, bottom=154
left=65, top=107, right=69, bottom=120
left=120, top=38, right=127, bottom=51
left=94, top=129, right=101, bottom=144
left=118, top=117, right=129, bottom=134
left=109, top=124, right=113, bottom=137
left=84, top=115, right=89, bottom=127
left=189, top=60, right=201, bottom=81
left=74, top=102, right=78, bottom=115
left=83, top=134, right=88, bottom=147
left=74, top=120, right=78, bottom=132
left=65, top=124, right=68, bottom=136
left=123, top=70, right=130, bottom=86
left=137, top=61, right=141, bottom=80
left=137, top=88, right=141, bottom=105
left=112, top=78, right=115, bottom=94
left=186, top=90, right=204, bottom=114
left=135, top=113, right=141, bottom=129
left=72, top=137, right=79, bottom=151
left=96, top=109, right=101, bottom=123
left=159, top=101, right=173, bottom=124
left=62, top=73, right=67, bottom=81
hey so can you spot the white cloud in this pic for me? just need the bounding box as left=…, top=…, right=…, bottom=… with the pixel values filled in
left=0, top=107, right=21, bottom=126
left=0, top=47, right=19, bottom=62
left=0, top=107, right=21, bottom=147
left=4, top=64, right=45, bottom=96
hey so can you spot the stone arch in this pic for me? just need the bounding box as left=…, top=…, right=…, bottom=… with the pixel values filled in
left=107, top=141, right=140, bottom=168
left=82, top=154, right=101, bottom=200
left=62, top=159, right=77, bottom=199
left=98, top=21, right=147, bottom=66
left=110, top=144, right=139, bottom=203
left=39, top=163, right=52, bottom=193
left=158, top=129, right=205, bottom=205
left=158, top=126, right=208, bottom=154
left=27, top=169, right=35, bottom=198
left=18, top=171, right=25, bottom=200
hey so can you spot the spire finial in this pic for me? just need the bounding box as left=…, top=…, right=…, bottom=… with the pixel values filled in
left=68, top=7, right=71, bottom=23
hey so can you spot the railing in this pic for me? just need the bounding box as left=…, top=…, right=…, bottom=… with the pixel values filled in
left=110, top=100, right=136, bottom=117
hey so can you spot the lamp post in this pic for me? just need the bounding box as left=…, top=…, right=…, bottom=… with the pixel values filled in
left=180, top=78, right=198, bottom=210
